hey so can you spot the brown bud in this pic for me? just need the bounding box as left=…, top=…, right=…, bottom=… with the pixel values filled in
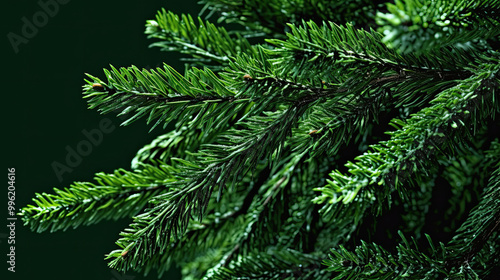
left=243, top=74, right=253, bottom=80
left=92, top=83, right=104, bottom=90
left=308, top=130, right=318, bottom=135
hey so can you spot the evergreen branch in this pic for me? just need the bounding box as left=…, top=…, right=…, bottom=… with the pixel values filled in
left=225, top=43, right=466, bottom=126
left=146, top=10, right=256, bottom=69
left=85, top=50, right=341, bottom=134
left=108, top=164, right=271, bottom=278
left=377, top=0, right=500, bottom=54
left=325, top=232, right=455, bottom=279
left=88, top=49, right=359, bottom=274
left=106, top=99, right=317, bottom=273
left=19, top=164, right=175, bottom=233
left=21, top=1, right=500, bottom=278
left=437, top=142, right=489, bottom=233
left=267, top=20, right=477, bottom=84
left=291, top=70, right=461, bottom=158
left=326, top=159, right=500, bottom=279
left=296, top=0, right=379, bottom=26
left=204, top=248, right=327, bottom=280
left=200, top=0, right=379, bottom=38
left=446, top=159, right=500, bottom=269
left=314, top=62, right=500, bottom=221
left=199, top=0, right=296, bottom=37
left=209, top=152, right=336, bottom=273
left=180, top=149, right=334, bottom=280
left=84, top=65, right=247, bottom=131
left=131, top=126, right=217, bottom=169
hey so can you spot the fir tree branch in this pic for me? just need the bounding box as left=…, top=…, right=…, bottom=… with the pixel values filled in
left=110, top=164, right=271, bottom=278
left=291, top=71, right=461, bottom=158
left=267, top=20, right=477, bottom=85
left=207, top=151, right=336, bottom=275
left=20, top=1, right=500, bottom=278
left=131, top=125, right=223, bottom=170
left=106, top=98, right=318, bottom=273
left=314, top=62, right=500, bottom=221
left=19, top=164, right=175, bottom=232
left=325, top=233, right=453, bottom=279
left=204, top=248, right=327, bottom=280
left=200, top=0, right=379, bottom=38
left=377, top=0, right=500, bottom=54
left=146, top=10, right=257, bottom=69
left=131, top=127, right=198, bottom=169
left=85, top=49, right=355, bottom=134
left=446, top=159, right=500, bottom=269
left=84, top=65, right=248, bottom=131
left=199, top=0, right=296, bottom=37
left=326, top=160, right=500, bottom=279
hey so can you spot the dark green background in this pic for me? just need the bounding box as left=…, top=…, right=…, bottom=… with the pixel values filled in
left=3, top=1, right=200, bottom=279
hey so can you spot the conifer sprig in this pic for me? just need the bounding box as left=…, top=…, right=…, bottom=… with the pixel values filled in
left=146, top=9, right=256, bottom=69
left=19, top=0, right=500, bottom=278
left=131, top=126, right=210, bottom=169
left=314, top=62, right=500, bottom=221
left=106, top=103, right=316, bottom=272
left=267, top=20, right=480, bottom=84
left=205, top=248, right=325, bottom=280
left=325, top=233, right=451, bottom=279
left=377, top=0, right=500, bottom=54
left=446, top=152, right=500, bottom=269
left=325, top=161, right=500, bottom=279
left=84, top=65, right=247, bottom=131
left=19, top=164, right=175, bottom=232
left=199, top=0, right=378, bottom=38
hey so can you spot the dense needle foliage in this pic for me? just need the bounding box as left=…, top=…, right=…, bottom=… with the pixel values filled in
left=21, top=0, right=500, bottom=279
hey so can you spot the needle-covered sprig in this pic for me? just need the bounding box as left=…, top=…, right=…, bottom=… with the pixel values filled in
left=20, top=0, right=500, bottom=279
